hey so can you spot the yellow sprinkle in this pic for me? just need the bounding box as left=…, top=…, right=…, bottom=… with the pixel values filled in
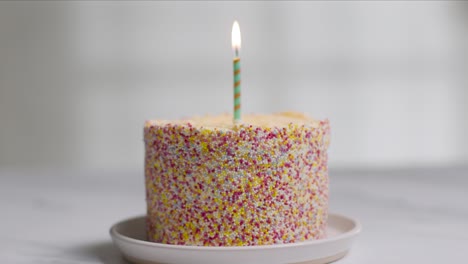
left=161, top=193, right=168, bottom=204
left=201, top=142, right=208, bottom=153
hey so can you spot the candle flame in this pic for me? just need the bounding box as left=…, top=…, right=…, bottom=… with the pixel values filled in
left=232, top=21, right=241, bottom=52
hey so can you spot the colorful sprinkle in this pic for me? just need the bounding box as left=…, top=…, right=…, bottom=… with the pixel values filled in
left=144, top=114, right=331, bottom=246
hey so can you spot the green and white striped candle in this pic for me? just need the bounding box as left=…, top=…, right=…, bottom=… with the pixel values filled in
left=232, top=21, right=241, bottom=124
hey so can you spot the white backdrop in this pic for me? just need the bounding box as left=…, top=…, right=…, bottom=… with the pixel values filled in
left=1, top=1, right=467, bottom=169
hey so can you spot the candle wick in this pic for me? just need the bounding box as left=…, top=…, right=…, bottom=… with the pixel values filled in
left=235, top=48, right=239, bottom=58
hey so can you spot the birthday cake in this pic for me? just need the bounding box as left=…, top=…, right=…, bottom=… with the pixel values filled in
left=144, top=112, right=331, bottom=246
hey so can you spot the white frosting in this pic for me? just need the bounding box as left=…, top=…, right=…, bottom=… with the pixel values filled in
left=145, top=112, right=322, bottom=130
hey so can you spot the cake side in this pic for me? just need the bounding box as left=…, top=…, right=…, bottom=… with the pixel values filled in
left=144, top=112, right=330, bottom=246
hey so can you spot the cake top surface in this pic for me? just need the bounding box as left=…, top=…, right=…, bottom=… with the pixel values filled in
left=145, top=112, right=325, bottom=130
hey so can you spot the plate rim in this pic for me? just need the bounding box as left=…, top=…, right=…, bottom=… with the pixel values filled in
left=110, top=213, right=361, bottom=251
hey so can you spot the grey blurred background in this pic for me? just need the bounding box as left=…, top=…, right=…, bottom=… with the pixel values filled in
left=0, top=1, right=467, bottom=170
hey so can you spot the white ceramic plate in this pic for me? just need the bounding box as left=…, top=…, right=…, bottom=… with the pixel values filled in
left=110, top=213, right=361, bottom=264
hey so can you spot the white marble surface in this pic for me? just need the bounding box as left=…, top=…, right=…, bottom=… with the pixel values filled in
left=1, top=167, right=467, bottom=263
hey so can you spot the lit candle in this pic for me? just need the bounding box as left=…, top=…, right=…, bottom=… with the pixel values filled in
left=232, top=21, right=241, bottom=124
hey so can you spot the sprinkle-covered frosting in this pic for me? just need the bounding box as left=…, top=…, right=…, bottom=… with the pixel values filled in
left=144, top=112, right=330, bottom=246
